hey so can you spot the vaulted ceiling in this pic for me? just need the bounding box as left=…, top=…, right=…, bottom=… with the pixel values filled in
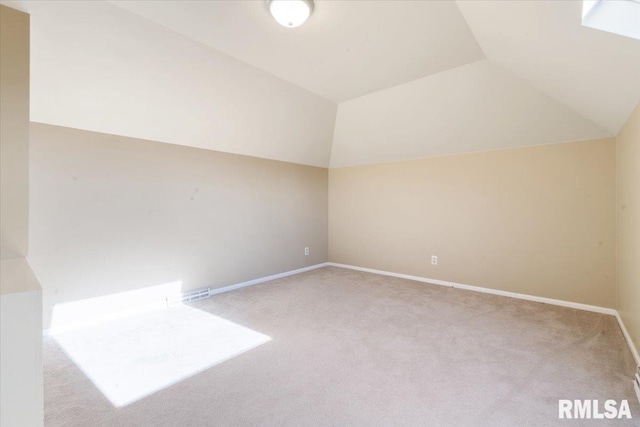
left=3, top=0, right=640, bottom=168
left=110, top=0, right=485, bottom=102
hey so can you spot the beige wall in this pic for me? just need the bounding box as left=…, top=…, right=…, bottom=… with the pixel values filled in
left=329, top=139, right=617, bottom=308
left=0, top=4, right=29, bottom=260
left=616, top=103, right=640, bottom=355
left=30, top=123, right=328, bottom=328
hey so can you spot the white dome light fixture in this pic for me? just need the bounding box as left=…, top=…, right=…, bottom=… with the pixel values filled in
left=267, top=0, right=314, bottom=28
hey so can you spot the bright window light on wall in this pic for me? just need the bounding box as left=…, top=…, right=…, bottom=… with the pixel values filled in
left=49, top=281, right=183, bottom=334
left=582, top=0, right=640, bottom=40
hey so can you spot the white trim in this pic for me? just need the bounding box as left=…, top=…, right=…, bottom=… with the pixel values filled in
left=209, top=263, right=329, bottom=296
left=328, top=262, right=640, bottom=367
left=328, top=262, right=616, bottom=315
left=43, top=263, right=330, bottom=336
left=615, top=312, right=640, bottom=366
left=43, top=261, right=639, bottom=371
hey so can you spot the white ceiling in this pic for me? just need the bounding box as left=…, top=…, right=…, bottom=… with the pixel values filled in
left=4, top=0, right=337, bottom=167
left=457, top=0, right=640, bottom=135
left=110, top=0, right=485, bottom=103
left=3, top=0, right=639, bottom=168
left=330, top=59, right=610, bottom=167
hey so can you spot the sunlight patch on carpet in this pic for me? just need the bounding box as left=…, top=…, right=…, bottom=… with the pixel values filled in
left=51, top=304, right=271, bottom=407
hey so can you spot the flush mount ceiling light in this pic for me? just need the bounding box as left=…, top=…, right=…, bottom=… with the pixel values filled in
left=267, top=0, right=314, bottom=28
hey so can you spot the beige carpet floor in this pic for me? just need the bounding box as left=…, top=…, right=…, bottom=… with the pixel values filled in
left=44, top=266, right=639, bottom=426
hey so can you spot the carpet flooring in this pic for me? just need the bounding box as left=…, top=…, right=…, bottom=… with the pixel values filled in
left=44, top=266, right=640, bottom=426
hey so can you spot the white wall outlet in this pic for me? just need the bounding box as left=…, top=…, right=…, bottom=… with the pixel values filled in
left=305, top=247, right=310, bottom=256
left=431, top=255, right=438, bottom=265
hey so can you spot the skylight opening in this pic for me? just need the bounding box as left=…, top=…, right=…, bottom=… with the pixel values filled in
left=582, top=0, right=640, bottom=41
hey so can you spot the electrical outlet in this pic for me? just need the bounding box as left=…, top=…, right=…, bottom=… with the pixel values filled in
left=431, top=255, right=438, bottom=265
left=305, top=247, right=310, bottom=256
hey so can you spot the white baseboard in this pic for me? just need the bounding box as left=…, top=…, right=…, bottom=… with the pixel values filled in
left=43, top=263, right=330, bottom=336
left=43, top=261, right=639, bottom=372
left=327, top=262, right=616, bottom=315
left=615, top=312, right=640, bottom=366
left=327, top=262, right=640, bottom=367
left=209, top=262, right=330, bottom=296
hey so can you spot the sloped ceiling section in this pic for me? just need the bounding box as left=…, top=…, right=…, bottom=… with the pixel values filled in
left=110, top=0, right=485, bottom=102
left=330, top=59, right=610, bottom=168
left=4, top=0, right=337, bottom=167
left=456, top=0, right=640, bottom=135
left=3, top=0, right=638, bottom=168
